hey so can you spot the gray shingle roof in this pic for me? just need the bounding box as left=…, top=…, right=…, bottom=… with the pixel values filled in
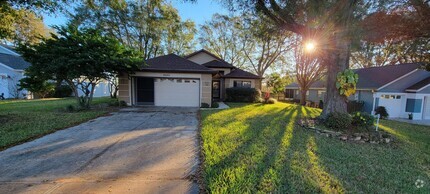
left=406, top=76, right=430, bottom=91
left=202, top=60, right=234, bottom=68
left=141, top=54, right=216, bottom=74
left=285, top=63, right=424, bottom=90
left=222, top=68, right=262, bottom=79
left=0, top=53, right=31, bottom=70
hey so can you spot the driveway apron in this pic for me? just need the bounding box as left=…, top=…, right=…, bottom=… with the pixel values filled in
left=0, top=107, right=200, bottom=194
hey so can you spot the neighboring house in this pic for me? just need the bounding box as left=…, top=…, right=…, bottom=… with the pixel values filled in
left=285, top=63, right=430, bottom=120
left=118, top=49, right=262, bottom=107
left=0, top=45, right=30, bottom=99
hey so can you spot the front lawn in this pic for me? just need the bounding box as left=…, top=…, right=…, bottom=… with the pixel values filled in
left=201, top=102, right=430, bottom=193
left=0, top=97, right=116, bottom=149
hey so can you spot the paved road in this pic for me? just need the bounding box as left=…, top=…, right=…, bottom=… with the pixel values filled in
left=0, top=107, right=200, bottom=194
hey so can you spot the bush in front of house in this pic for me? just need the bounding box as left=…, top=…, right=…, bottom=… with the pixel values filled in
left=211, top=102, right=219, bottom=108
left=375, top=106, right=389, bottom=119
left=324, top=112, right=352, bottom=130
left=201, top=103, right=210, bottom=108
left=54, top=85, right=73, bottom=98
left=226, top=87, right=261, bottom=102
left=351, top=112, right=375, bottom=129
left=263, top=98, right=277, bottom=104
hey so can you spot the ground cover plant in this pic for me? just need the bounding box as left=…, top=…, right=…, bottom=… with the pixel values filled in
left=200, top=102, right=430, bottom=193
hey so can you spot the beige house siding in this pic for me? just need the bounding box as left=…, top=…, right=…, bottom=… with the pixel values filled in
left=118, top=73, right=131, bottom=105
left=187, top=53, right=217, bottom=64
left=201, top=74, right=212, bottom=106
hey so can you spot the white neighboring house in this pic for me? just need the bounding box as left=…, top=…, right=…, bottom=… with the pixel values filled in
left=0, top=45, right=30, bottom=99
left=76, top=80, right=112, bottom=98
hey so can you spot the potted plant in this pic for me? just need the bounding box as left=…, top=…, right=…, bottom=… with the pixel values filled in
left=408, top=113, right=413, bottom=120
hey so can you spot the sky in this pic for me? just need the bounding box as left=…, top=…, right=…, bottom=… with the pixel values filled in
left=42, top=0, right=229, bottom=27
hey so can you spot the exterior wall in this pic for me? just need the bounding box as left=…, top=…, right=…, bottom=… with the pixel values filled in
left=118, top=73, right=131, bottom=104
left=379, top=70, right=430, bottom=92
left=373, top=92, right=430, bottom=120
left=201, top=74, right=212, bottom=106
left=187, top=53, right=217, bottom=65
left=358, top=90, right=374, bottom=113
left=77, top=80, right=111, bottom=97
left=0, top=63, right=27, bottom=99
left=121, top=71, right=212, bottom=106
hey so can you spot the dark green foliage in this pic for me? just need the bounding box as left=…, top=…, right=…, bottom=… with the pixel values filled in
left=226, top=87, right=261, bottom=102
left=119, top=100, right=127, bottom=107
left=351, top=112, right=375, bottom=129
left=65, top=104, right=74, bottom=112
left=19, top=77, right=55, bottom=98
left=375, top=106, right=389, bottom=119
left=201, top=103, right=210, bottom=108
left=211, top=102, right=219, bottom=108
left=53, top=85, right=73, bottom=98
left=324, top=112, right=352, bottom=130
left=347, top=100, right=364, bottom=113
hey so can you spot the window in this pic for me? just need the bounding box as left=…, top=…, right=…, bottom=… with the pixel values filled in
left=381, top=94, right=401, bottom=99
left=285, top=89, right=295, bottom=98
left=318, top=90, right=326, bottom=99
left=233, top=80, right=251, bottom=88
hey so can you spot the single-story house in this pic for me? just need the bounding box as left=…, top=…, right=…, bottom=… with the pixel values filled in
left=285, top=63, right=430, bottom=120
left=0, top=45, right=30, bottom=99
left=118, top=49, right=262, bottom=107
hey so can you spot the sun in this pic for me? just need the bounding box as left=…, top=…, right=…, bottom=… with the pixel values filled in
left=304, top=41, right=316, bottom=52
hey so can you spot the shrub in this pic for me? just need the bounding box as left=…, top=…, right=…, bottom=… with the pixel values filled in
left=324, top=112, right=352, bottom=130
left=211, top=102, right=219, bottom=108
left=351, top=112, right=375, bottom=129
left=54, top=85, right=73, bottom=98
left=226, top=87, right=261, bottom=102
left=119, top=100, right=127, bottom=107
left=201, top=103, right=210, bottom=108
left=375, top=106, right=389, bottom=119
left=264, top=98, right=277, bottom=104
left=65, top=104, right=75, bottom=112
left=347, top=100, right=364, bottom=113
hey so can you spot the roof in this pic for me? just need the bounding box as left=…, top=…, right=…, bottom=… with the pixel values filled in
left=0, top=45, right=19, bottom=56
left=141, top=54, right=216, bottom=74
left=222, top=68, right=262, bottom=79
left=353, top=63, right=422, bottom=89
left=202, top=60, right=234, bottom=68
left=0, top=53, right=31, bottom=70
left=285, top=63, right=424, bottom=90
left=406, top=76, right=430, bottom=92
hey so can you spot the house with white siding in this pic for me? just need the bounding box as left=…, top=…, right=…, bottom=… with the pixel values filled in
left=285, top=63, right=430, bottom=120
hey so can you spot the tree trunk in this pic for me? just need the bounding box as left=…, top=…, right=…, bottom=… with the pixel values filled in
left=300, top=88, right=308, bottom=106
left=321, top=33, right=350, bottom=117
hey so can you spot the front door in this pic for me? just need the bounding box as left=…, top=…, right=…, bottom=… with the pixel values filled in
left=212, top=80, right=220, bottom=99
left=136, top=77, right=154, bottom=105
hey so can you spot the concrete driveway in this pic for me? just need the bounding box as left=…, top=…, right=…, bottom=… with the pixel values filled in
left=0, top=107, right=200, bottom=194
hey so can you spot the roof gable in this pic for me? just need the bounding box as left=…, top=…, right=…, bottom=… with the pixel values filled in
left=406, top=76, right=430, bottom=92
left=222, top=68, right=262, bottom=79
left=185, top=49, right=232, bottom=65
left=0, top=53, right=30, bottom=70
left=202, top=60, right=234, bottom=68
left=141, top=54, right=215, bottom=74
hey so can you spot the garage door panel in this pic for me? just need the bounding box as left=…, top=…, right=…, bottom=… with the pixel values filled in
left=378, top=94, right=403, bottom=118
left=154, top=78, right=200, bottom=107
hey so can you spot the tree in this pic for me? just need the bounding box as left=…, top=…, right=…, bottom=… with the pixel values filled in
left=266, top=72, right=290, bottom=100
left=7, top=10, right=52, bottom=45
left=242, top=14, right=293, bottom=77
left=294, top=38, right=324, bottom=105
left=71, top=0, right=196, bottom=59
left=19, top=77, right=55, bottom=98
left=18, top=24, right=140, bottom=108
left=222, top=0, right=429, bottom=117
left=199, top=14, right=249, bottom=68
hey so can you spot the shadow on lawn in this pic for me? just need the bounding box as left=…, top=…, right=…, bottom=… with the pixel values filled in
left=203, top=103, right=343, bottom=193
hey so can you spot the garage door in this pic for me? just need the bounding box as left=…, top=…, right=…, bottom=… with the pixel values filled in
left=154, top=78, right=200, bottom=107
left=378, top=94, right=403, bottom=118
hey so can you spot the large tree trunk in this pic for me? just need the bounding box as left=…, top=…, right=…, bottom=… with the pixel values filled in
left=299, top=88, right=308, bottom=106
left=321, top=33, right=350, bottom=117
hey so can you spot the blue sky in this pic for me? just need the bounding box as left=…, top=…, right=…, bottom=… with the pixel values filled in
left=43, top=0, right=228, bottom=27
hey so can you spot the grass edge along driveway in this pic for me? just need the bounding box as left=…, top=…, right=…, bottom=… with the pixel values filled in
left=0, top=97, right=116, bottom=150
left=200, top=102, right=430, bottom=193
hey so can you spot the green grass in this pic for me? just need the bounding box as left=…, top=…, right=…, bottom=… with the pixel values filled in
left=201, top=102, right=430, bottom=193
left=0, top=97, right=115, bottom=149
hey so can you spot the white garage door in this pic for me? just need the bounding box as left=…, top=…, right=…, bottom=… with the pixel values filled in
left=154, top=78, right=200, bottom=107
left=378, top=94, right=403, bottom=118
